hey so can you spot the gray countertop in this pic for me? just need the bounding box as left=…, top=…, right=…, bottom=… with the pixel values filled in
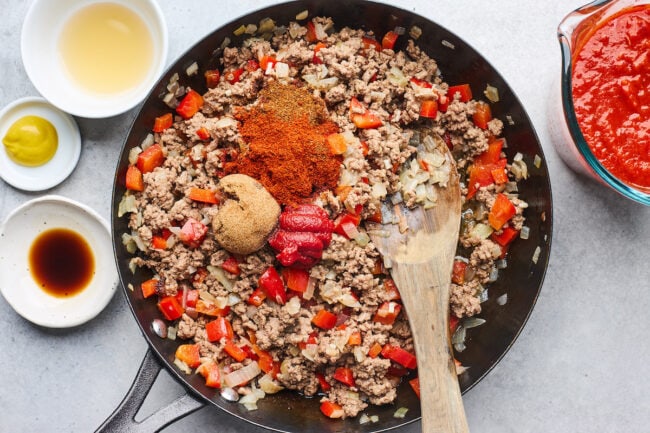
left=2, top=0, right=650, bottom=432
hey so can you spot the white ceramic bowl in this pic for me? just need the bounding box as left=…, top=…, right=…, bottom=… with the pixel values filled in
left=0, top=97, right=81, bottom=191
left=0, top=195, right=118, bottom=328
left=21, top=0, right=168, bottom=118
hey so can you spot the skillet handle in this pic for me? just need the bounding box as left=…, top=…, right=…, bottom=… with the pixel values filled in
left=95, top=348, right=205, bottom=433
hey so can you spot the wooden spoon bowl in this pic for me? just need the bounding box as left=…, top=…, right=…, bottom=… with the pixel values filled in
left=368, top=131, right=467, bottom=433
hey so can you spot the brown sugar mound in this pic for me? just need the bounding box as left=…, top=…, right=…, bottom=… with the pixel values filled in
left=212, top=174, right=280, bottom=254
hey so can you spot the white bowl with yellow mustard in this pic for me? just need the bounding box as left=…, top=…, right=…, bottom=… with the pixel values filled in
left=0, top=97, right=81, bottom=191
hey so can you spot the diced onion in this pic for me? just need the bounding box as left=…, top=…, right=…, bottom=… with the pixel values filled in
left=534, top=154, right=542, bottom=168
left=303, top=276, right=316, bottom=300
left=167, top=326, right=177, bottom=340
left=258, top=17, right=276, bottom=33
left=532, top=246, right=541, bottom=264
left=409, top=25, right=422, bottom=39
left=141, top=133, right=154, bottom=149
left=393, top=26, right=405, bottom=35
left=173, top=358, right=192, bottom=375
left=359, top=414, right=371, bottom=425
left=186, top=62, right=199, bottom=76
left=233, top=25, right=246, bottom=36
left=259, top=373, right=284, bottom=394
left=520, top=226, right=530, bottom=240
left=224, top=361, right=261, bottom=388
left=341, top=221, right=360, bottom=239
left=118, top=194, right=137, bottom=217
left=207, top=266, right=234, bottom=291
left=128, top=146, right=142, bottom=165
left=497, top=293, right=508, bottom=305
left=442, top=40, right=455, bottom=49
left=463, top=317, right=486, bottom=329
left=239, top=384, right=265, bottom=411
left=394, top=407, right=409, bottom=419
left=295, top=10, right=308, bottom=20
left=484, top=84, right=500, bottom=103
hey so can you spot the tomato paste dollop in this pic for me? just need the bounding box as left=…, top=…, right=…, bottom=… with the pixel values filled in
left=572, top=4, right=650, bottom=190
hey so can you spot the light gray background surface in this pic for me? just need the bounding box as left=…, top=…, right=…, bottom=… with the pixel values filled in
left=2, top=0, right=649, bottom=432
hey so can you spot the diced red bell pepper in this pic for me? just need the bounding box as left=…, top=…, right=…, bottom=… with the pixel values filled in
left=410, top=77, right=433, bottom=88
left=381, top=344, right=417, bottom=369
left=223, top=340, right=248, bottom=362
left=491, top=167, right=509, bottom=184
left=349, top=97, right=382, bottom=129
left=473, top=101, right=492, bottom=129
left=251, top=344, right=274, bottom=372
left=451, top=260, right=467, bottom=285
left=362, top=36, right=382, bottom=51
left=491, top=226, right=520, bottom=246
left=333, top=213, right=361, bottom=238
left=158, top=296, right=184, bottom=321
left=368, top=342, right=383, bottom=358
left=409, top=377, right=420, bottom=399
left=259, top=55, right=277, bottom=71
left=141, top=278, right=159, bottom=299
left=488, top=193, right=517, bottom=230
left=372, top=301, right=402, bottom=325
left=298, top=332, right=318, bottom=350
left=320, top=401, right=344, bottom=419
left=347, top=331, right=362, bottom=346
left=384, top=278, right=401, bottom=301
left=225, top=68, right=244, bottom=84
left=188, top=187, right=219, bottom=204
left=176, top=90, right=204, bottom=119
left=175, top=288, right=198, bottom=309
left=175, top=344, right=201, bottom=368
left=352, top=112, right=383, bottom=129
left=179, top=218, right=208, bottom=248
left=312, top=309, right=337, bottom=330
left=381, top=30, right=399, bottom=50
left=306, top=21, right=318, bottom=42
left=221, top=256, right=241, bottom=275
left=312, top=42, right=327, bottom=64
left=195, top=300, right=230, bottom=317
left=315, top=372, right=331, bottom=392
left=204, top=69, right=221, bottom=88
left=125, top=165, right=144, bottom=191
left=447, top=84, right=473, bottom=103
left=206, top=317, right=234, bottom=342
left=259, top=266, right=287, bottom=305
left=475, top=139, right=504, bottom=165
left=245, top=59, right=260, bottom=72
left=466, top=163, right=495, bottom=199
left=192, top=267, right=208, bottom=286
left=196, top=127, right=211, bottom=141
left=449, top=314, right=460, bottom=334
left=333, top=367, right=356, bottom=387
left=151, top=235, right=167, bottom=250
left=420, top=100, right=438, bottom=118
left=282, top=267, right=310, bottom=293
left=326, top=133, right=347, bottom=155
left=247, top=288, right=266, bottom=307
left=197, top=361, right=221, bottom=388
left=153, top=113, right=173, bottom=133
left=137, top=143, right=165, bottom=174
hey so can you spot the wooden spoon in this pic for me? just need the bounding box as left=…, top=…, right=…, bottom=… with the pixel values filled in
left=367, top=131, right=468, bottom=433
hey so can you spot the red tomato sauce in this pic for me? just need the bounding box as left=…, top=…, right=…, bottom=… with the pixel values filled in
left=572, top=5, right=650, bottom=191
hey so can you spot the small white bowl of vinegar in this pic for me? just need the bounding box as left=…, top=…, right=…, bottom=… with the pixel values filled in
left=21, top=0, right=168, bottom=118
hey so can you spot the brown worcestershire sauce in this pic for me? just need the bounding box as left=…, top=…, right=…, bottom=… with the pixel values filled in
left=29, top=228, right=95, bottom=298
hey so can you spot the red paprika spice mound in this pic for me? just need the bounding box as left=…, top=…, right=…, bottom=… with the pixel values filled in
left=226, top=82, right=341, bottom=205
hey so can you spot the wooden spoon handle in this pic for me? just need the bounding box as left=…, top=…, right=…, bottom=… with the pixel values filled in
left=393, top=261, right=469, bottom=433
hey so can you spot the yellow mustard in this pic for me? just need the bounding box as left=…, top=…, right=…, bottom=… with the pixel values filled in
left=2, top=115, right=58, bottom=166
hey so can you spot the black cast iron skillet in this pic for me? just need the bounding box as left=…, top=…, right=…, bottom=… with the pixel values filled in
left=103, top=1, right=553, bottom=431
